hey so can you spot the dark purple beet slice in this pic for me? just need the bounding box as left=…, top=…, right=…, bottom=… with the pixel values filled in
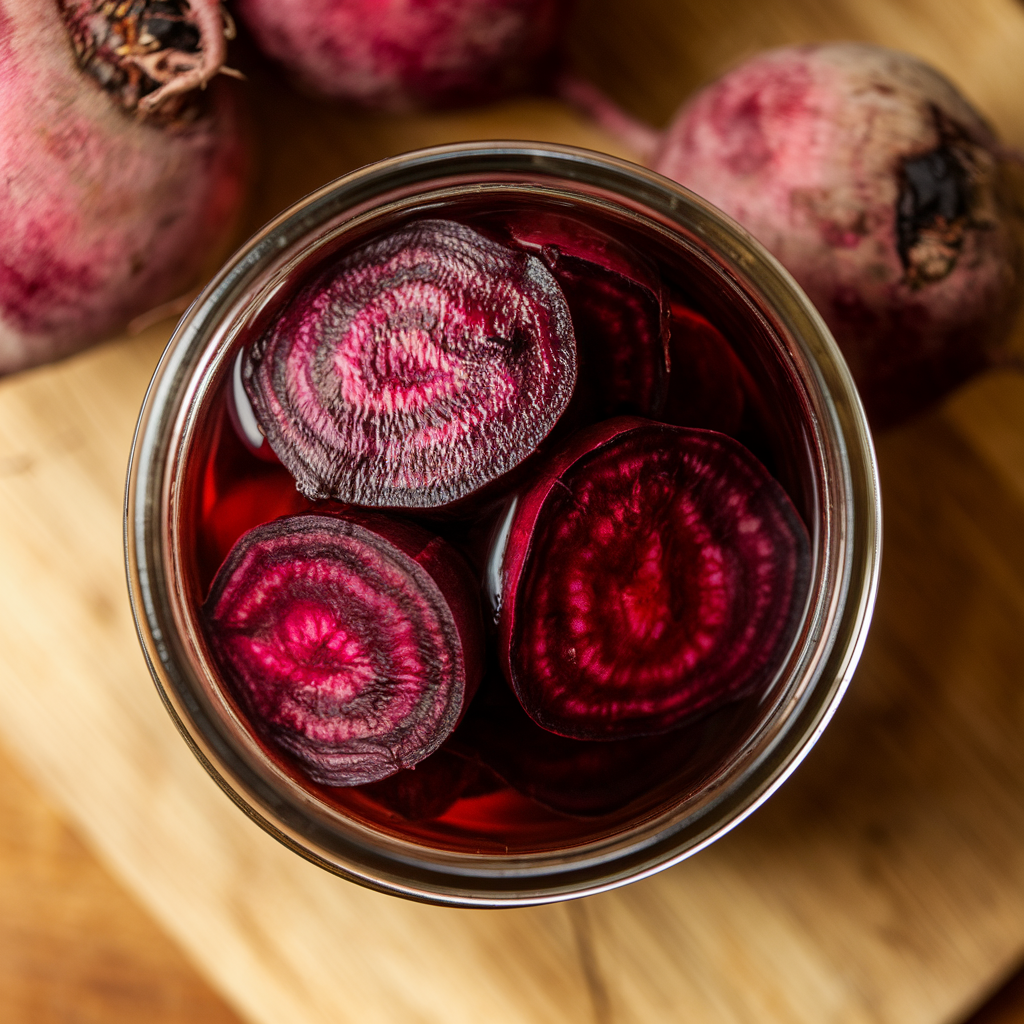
left=202, top=513, right=484, bottom=786
left=502, top=212, right=669, bottom=419
left=493, top=418, right=811, bottom=740
left=662, top=301, right=748, bottom=436
left=502, top=211, right=652, bottom=280
left=452, top=677, right=705, bottom=817
left=356, top=748, right=501, bottom=822
left=243, top=218, right=577, bottom=508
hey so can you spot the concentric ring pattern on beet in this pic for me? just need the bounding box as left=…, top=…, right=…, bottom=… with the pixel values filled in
left=202, top=513, right=482, bottom=786
left=196, top=204, right=817, bottom=836
left=493, top=418, right=810, bottom=740
left=242, top=218, right=577, bottom=508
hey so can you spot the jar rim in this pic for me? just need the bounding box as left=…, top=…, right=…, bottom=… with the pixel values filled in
left=125, top=141, right=881, bottom=907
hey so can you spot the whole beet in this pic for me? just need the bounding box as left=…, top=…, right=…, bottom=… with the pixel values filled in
left=233, top=0, right=570, bottom=111
left=653, top=44, right=1024, bottom=426
left=0, top=1, right=248, bottom=374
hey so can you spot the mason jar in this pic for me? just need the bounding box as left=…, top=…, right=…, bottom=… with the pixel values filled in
left=125, top=141, right=881, bottom=907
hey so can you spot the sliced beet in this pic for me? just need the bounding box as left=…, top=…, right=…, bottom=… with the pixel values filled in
left=502, top=212, right=669, bottom=419
left=494, top=418, right=811, bottom=740
left=662, top=301, right=748, bottom=436
left=452, top=677, right=701, bottom=817
left=202, top=513, right=484, bottom=786
left=243, top=218, right=577, bottom=508
left=356, top=748, right=501, bottom=822
left=194, top=395, right=309, bottom=591
left=502, top=211, right=653, bottom=281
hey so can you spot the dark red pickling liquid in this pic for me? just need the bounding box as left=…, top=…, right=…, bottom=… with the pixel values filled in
left=182, top=195, right=816, bottom=855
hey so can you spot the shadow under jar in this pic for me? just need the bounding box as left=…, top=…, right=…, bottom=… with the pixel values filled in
left=125, top=142, right=881, bottom=907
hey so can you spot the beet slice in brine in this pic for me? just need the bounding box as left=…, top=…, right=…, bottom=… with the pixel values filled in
left=453, top=676, right=707, bottom=817
left=199, top=469, right=310, bottom=588
left=502, top=212, right=670, bottom=419
left=357, top=747, right=501, bottom=822
left=662, top=301, right=748, bottom=436
left=493, top=418, right=811, bottom=740
left=243, top=218, right=577, bottom=508
left=225, top=349, right=280, bottom=464
left=202, top=513, right=483, bottom=786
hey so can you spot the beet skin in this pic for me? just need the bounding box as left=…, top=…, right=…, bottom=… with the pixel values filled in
left=0, top=1, right=248, bottom=374
left=653, top=44, right=1024, bottom=426
left=234, top=0, right=570, bottom=110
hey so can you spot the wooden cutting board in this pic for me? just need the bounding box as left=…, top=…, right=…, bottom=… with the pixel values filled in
left=2, top=1, right=1024, bottom=1022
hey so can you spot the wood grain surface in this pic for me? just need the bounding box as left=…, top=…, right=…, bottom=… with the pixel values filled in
left=2, top=1, right=1024, bottom=1022
left=0, top=741, right=243, bottom=1024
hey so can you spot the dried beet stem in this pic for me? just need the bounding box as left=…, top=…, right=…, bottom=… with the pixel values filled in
left=58, top=0, right=235, bottom=116
left=137, top=0, right=232, bottom=113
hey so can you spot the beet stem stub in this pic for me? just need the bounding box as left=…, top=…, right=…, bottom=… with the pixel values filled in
left=243, top=219, right=577, bottom=508
left=496, top=420, right=811, bottom=740
left=202, top=514, right=483, bottom=786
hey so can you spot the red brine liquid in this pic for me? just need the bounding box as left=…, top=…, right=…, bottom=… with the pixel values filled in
left=179, top=194, right=817, bottom=855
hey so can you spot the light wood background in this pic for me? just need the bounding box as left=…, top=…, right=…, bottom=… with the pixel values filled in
left=2, top=0, right=1024, bottom=1021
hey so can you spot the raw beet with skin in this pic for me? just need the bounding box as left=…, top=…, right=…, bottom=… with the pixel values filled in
left=493, top=418, right=810, bottom=741
left=233, top=0, right=571, bottom=111
left=501, top=212, right=670, bottom=419
left=202, top=513, right=484, bottom=786
left=0, top=1, right=248, bottom=374
left=651, top=44, right=1024, bottom=426
left=243, top=218, right=577, bottom=509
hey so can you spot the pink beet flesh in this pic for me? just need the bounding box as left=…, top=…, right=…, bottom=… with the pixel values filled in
left=654, top=43, right=1024, bottom=426
left=244, top=218, right=577, bottom=508
left=202, top=513, right=483, bottom=786
left=496, top=418, right=810, bottom=741
left=0, top=1, right=247, bottom=374
left=235, top=0, right=570, bottom=110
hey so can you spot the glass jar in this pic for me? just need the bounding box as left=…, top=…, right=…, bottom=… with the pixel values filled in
left=125, top=142, right=881, bottom=907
